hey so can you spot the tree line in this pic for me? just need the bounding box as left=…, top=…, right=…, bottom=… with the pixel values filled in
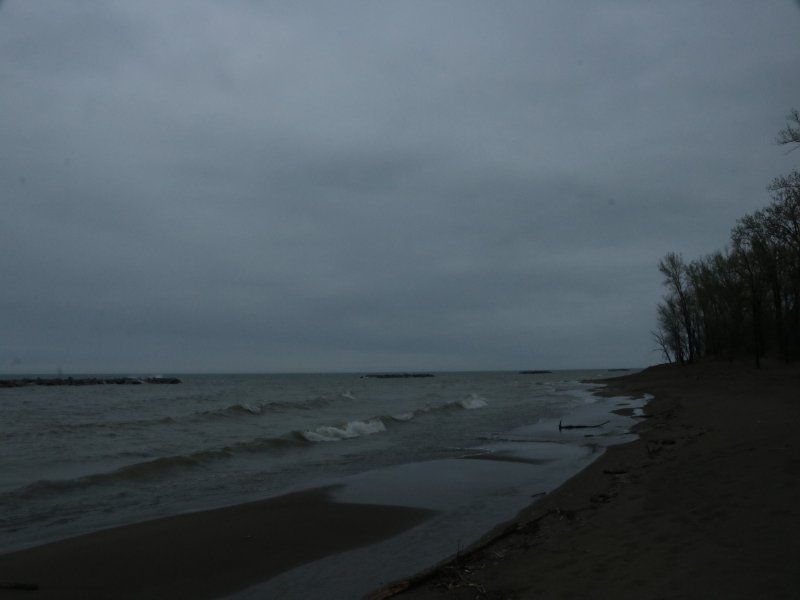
left=654, top=109, right=800, bottom=367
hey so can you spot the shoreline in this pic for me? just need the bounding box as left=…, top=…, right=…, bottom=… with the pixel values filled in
left=376, top=360, right=800, bottom=599
left=0, top=373, right=646, bottom=599
left=6, top=362, right=796, bottom=598
left=226, top=382, right=647, bottom=599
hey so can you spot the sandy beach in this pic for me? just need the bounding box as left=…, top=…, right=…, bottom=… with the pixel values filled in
left=2, top=361, right=798, bottom=599
left=0, top=487, right=433, bottom=599
left=377, top=360, right=800, bottom=599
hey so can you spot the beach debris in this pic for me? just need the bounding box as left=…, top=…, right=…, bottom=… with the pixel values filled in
left=439, top=566, right=487, bottom=595
left=603, top=468, right=628, bottom=475
left=0, top=581, right=39, bottom=591
left=552, top=507, right=578, bottom=521
left=558, top=420, right=610, bottom=431
left=454, top=572, right=486, bottom=595
left=647, top=438, right=679, bottom=456
left=646, top=440, right=662, bottom=456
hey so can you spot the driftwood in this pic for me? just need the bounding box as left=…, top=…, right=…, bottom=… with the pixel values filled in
left=558, top=420, right=609, bottom=431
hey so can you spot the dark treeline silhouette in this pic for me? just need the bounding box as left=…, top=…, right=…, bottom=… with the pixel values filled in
left=654, top=110, right=800, bottom=367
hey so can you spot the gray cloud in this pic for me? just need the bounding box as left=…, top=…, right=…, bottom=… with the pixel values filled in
left=2, top=0, right=799, bottom=373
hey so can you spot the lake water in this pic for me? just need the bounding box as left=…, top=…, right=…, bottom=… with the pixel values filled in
left=0, top=370, right=646, bottom=597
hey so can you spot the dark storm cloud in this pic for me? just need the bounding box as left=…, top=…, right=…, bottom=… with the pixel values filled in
left=2, top=0, right=799, bottom=373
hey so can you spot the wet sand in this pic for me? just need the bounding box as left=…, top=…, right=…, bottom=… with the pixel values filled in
left=376, top=360, right=800, bottom=599
left=0, top=486, right=433, bottom=599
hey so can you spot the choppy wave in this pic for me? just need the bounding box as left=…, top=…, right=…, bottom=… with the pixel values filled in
left=42, top=415, right=177, bottom=436
left=299, top=418, right=387, bottom=442
left=199, top=392, right=355, bottom=420
left=389, top=394, right=490, bottom=423
left=29, top=391, right=362, bottom=440
left=390, top=411, right=416, bottom=422
left=551, top=384, right=605, bottom=404
left=458, top=393, right=489, bottom=410
left=1, top=435, right=307, bottom=503
left=217, top=402, right=265, bottom=416
left=230, top=435, right=309, bottom=453
left=421, top=393, right=489, bottom=414
left=297, top=394, right=489, bottom=443
left=6, top=455, right=205, bottom=501
left=2, top=389, right=492, bottom=503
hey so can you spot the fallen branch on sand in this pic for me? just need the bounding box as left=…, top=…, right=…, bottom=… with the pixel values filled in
left=558, top=420, right=609, bottom=431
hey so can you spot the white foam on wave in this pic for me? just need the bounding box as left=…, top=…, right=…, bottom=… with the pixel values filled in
left=391, top=412, right=416, bottom=422
left=458, top=394, right=488, bottom=410
left=301, top=418, right=387, bottom=443
left=239, top=402, right=263, bottom=414
left=552, top=383, right=605, bottom=404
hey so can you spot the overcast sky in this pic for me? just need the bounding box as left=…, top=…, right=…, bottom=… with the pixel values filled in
left=2, top=1, right=799, bottom=374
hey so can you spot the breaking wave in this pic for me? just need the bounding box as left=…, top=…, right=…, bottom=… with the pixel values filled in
left=217, top=402, right=265, bottom=416
left=420, top=393, right=489, bottom=414
left=298, top=418, right=387, bottom=442
left=390, top=411, right=416, bottom=422
left=384, top=394, right=490, bottom=423
left=2, top=391, right=491, bottom=504
left=297, top=394, right=489, bottom=443
left=458, top=393, right=489, bottom=410
left=198, top=392, right=355, bottom=420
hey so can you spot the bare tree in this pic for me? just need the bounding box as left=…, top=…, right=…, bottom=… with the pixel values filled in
left=656, top=295, right=686, bottom=364
left=777, top=108, right=800, bottom=150
left=658, top=253, right=699, bottom=362
left=651, top=329, right=673, bottom=363
left=653, top=109, right=800, bottom=366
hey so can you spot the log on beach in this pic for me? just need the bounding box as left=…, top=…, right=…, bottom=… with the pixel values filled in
left=380, top=360, right=800, bottom=599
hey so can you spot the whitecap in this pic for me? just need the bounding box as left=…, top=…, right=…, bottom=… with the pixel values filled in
left=391, top=412, right=416, bottom=422
left=301, top=419, right=387, bottom=443
left=459, top=394, right=488, bottom=410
